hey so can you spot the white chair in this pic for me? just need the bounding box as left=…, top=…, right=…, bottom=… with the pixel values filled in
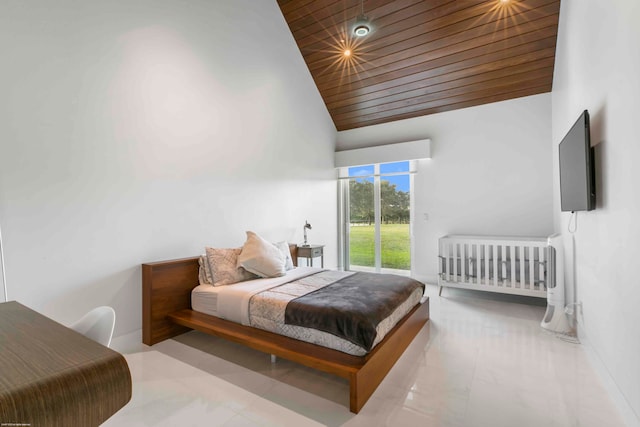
left=70, top=306, right=116, bottom=348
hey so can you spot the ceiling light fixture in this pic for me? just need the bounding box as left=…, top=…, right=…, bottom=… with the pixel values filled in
left=353, top=0, right=371, bottom=37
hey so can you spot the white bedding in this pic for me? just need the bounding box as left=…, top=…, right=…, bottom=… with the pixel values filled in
left=191, top=267, right=320, bottom=318
left=191, top=267, right=424, bottom=356
left=218, top=267, right=322, bottom=324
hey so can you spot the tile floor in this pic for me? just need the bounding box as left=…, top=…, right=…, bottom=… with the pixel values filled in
left=105, top=285, right=626, bottom=426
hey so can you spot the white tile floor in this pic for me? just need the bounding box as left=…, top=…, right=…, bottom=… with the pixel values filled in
left=105, top=285, right=626, bottom=426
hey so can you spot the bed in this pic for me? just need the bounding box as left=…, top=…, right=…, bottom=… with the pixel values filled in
left=142, top=244, right=429, bottom=413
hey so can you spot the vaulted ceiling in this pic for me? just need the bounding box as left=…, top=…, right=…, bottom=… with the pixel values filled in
left=277, top=0, right=560, bottom=131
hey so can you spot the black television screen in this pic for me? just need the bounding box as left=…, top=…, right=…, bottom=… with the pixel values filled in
left=559, top=110, right=595, bottom=212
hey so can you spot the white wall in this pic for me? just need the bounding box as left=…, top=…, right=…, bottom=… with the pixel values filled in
left=0, top=0, right=337, bottom=336
left=552, top=0, right=640, bottom=424
left=337, top=93, right=554, bottom=283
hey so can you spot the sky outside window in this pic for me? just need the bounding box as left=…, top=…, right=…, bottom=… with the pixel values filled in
left=348, top=165, right=374, bottom=177
left=348, top=162, right=409, bottom=192
left=381, top=161, right=409, bottom=192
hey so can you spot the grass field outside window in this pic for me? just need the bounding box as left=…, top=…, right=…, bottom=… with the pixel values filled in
left=349, top=223, right=410, bottom=270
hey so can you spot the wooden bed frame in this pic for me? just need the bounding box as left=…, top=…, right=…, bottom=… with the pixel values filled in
left=142, top=245, right=429, bottom=414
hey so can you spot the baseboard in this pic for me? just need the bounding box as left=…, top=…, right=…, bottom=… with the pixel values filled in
left=577, top=322, right=640, bottom=427
left=412, top=273, right=437, bottom=286
left=110, top=329, right=145, bottom=354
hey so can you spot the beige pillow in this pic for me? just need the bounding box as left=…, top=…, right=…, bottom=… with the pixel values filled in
left=198, top=255, right=213, bottom=285
left=237, top=231, right=286, bottom=278
left=205, top=247, right=257, bottom=286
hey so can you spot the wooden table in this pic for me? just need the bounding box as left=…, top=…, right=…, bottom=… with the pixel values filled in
left=0, top=301, right=132, bottom=426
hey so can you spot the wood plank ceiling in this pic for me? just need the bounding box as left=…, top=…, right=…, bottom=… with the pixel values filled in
left=277, top=0, right=560, bottom=131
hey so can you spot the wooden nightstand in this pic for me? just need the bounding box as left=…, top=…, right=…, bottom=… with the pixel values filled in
left=297, top=244, right=324, bottom=268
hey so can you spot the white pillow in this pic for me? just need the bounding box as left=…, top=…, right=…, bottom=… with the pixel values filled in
left=237, top=231, right=286, bottom=278
left=274, top=241, right=295, bottom=270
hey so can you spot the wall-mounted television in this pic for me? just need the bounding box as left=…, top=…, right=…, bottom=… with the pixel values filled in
left=559, top=110, right=595, bottom=212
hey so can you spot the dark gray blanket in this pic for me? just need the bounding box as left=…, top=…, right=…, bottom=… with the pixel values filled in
left=284, top=272, right=425, bottom=351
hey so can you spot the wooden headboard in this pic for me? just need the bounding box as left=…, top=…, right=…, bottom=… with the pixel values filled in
left=142, top=244, right=298, bottom=346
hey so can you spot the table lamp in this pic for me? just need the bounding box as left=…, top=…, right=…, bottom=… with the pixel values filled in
left=302, top=221, right=312, bottom=246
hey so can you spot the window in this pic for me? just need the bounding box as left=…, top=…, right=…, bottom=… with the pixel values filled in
left=339, top=161, right=413, bottom=275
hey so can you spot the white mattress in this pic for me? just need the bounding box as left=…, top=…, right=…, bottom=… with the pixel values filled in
left=191, top=267, right=424, bottom=356
left=192, top=267, right=320, bottom=320
left=191, top=285, right=220, bottom=317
